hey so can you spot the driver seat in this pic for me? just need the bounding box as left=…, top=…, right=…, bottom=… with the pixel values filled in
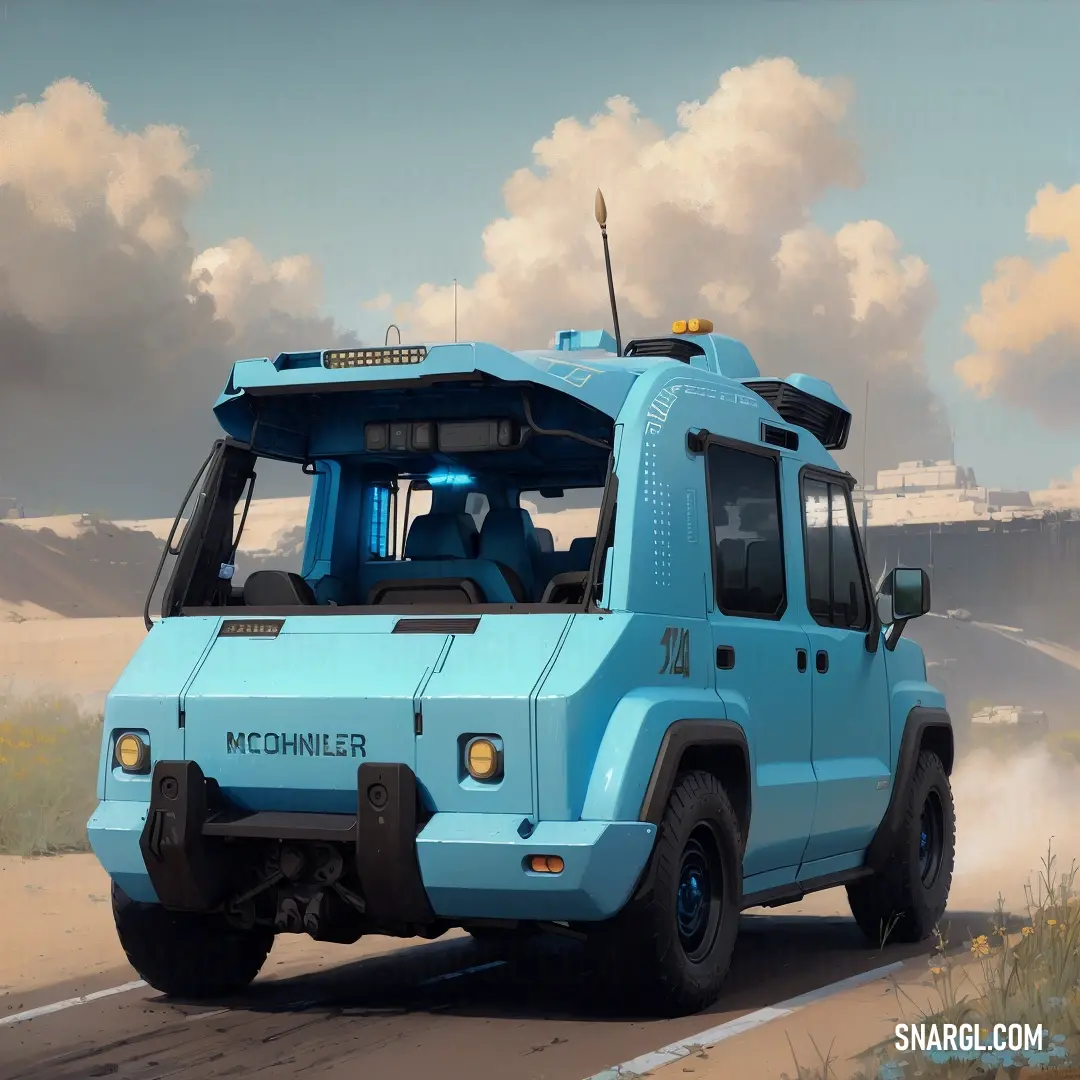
left=478, top=508, right=541, bottom=602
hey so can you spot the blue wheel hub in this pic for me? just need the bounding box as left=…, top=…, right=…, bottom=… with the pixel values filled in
left=918, top=791, right=945, bottom=887
left=674, top=828, right=723, bottom=962
left=677, top=863, right=708, bottom=942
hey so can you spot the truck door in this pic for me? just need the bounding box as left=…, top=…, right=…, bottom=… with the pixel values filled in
left=798, top=471, right=891, bottom=865
left=704, top=440, right=815, bottom=880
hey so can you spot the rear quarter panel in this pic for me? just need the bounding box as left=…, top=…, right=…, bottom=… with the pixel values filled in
left=536, top=612, right=717, bottom=821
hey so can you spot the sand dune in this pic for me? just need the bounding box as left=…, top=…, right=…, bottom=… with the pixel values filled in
left=0, top=519, right=162, bottom=620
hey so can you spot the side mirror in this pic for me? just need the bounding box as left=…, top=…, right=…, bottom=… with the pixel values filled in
left=877, top=567, right=930, bottom=650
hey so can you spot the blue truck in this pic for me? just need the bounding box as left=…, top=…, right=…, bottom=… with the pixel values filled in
left=88, top=321, right=954, bottom=1018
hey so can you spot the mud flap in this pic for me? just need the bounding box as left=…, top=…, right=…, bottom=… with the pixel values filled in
left=356, top=762, right=435, bottom=925
left=140, top=760, right=228, bottom=911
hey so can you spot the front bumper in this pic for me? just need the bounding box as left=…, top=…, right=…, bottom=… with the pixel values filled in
left=87, top=760, right=656, bottom=924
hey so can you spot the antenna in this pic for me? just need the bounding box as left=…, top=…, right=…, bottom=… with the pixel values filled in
left=861, top=379, right=870, bottom=533
left=861, top=379, right=870, bottom=487
left=385, top=324, right=401, bottom=345
left=594, top=188, right=622, bottom=356
left=453, top=278, right=458, bottom=343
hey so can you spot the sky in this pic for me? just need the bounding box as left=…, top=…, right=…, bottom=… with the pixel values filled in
left=2, top=0, right=1080, bottom=514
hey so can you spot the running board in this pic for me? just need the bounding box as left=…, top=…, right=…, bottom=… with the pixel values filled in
left=740, top=866, right=873, bottom=910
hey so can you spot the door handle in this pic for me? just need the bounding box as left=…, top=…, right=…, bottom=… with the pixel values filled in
left=796, top=648, right=807, bottom=673
left=816, top=650, right=829, bottom=674
left=716, top=646, right=735, bottom=670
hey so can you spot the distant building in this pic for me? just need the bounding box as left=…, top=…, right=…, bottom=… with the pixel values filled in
left=854, top=459, right=1080, bottom=647
left=853, top=459, right=1052, bottom=528
left=0, top=496, right=23, bottom=520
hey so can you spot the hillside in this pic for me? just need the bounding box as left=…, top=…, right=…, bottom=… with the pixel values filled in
left=0, top=519, right=163, bottom=620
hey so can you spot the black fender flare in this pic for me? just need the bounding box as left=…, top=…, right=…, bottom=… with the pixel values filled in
left=637, top=718, right=751, bottom=828
left=865, top=705, right=954, bottom=873
left=629, top=718, right=751, bottom=904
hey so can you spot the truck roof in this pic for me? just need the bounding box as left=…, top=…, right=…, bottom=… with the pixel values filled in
left=212, top=327, right=851, bottom=459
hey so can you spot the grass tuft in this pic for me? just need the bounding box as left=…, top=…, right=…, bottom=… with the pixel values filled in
left=786, top=840, right=1080, bottom=1078
left=0, top=691, right=102, bottom=855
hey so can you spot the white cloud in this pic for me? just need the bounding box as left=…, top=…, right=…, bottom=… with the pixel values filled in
left=396, top=57, right=950, bottom=478
left=0, top=79, right=352, bottom=514
left=956, top=183, right=1080, bottom=425
left=191, top=238, right=323, bottom=331
left=362, top=291, right=392, bottom=312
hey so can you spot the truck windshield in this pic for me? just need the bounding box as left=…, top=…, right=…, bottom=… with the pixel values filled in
left=153, top=390, right=616, bottom=618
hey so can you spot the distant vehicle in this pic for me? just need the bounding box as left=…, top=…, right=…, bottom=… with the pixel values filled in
left=970, top=705, right=1049, bottom=741
left=946, top=608, right=973, bottom=621
left=86, top=196, right=953, bottom=1020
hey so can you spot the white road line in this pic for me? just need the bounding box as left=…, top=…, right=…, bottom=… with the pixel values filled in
left=417, top=959, right=507, bottom=985
left=0, top=980, right=148, bottom=1028
left=0, top=958, right=509, bottom=1030
left=583, top=960, right=905, bottom=1079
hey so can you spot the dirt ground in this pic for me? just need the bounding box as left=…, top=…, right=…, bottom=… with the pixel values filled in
left=0, top=853, right=467, bottom=999
left=0, top=615, right=146, bottom=710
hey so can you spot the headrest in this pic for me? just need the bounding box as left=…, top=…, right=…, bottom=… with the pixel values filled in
left=480, top=506, right=537, bottom=541
left=405, top=513, right=475, bottom=560
left=478, top=509, right=540, bottom=582
left=746, top=538, right=781, bottom=570
left=568, top=536, right=595, bottom=562
left=535, top=527, right=555, bottom=553
left=243, top=570, right=316, bottom=607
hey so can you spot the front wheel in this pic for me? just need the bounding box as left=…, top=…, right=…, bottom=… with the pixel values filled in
left=589, top=769, right=742, bottom=1017
left=847, top=750, right=955, bottom=945
left=113, top=882, right=274, bottom=998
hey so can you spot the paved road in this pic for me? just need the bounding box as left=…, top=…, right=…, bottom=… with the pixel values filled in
left=907, top=613, right=1080, bottom=725
left=0, top=908, right=985, bottom=1080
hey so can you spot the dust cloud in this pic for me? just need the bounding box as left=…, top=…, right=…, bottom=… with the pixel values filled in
left=949, top=742, right=1080, bottom=914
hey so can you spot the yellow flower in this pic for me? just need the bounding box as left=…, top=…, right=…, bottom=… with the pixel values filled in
left=971, top=935, right=991, bottom=957
left=930, top=967, right=944, bottom=977
left=1048, top=919, right=1058, bottom=927
left=1022, top=926, right=1036, bottom=937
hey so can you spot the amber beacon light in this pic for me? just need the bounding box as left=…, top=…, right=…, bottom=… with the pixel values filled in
left=672, top=318, right=713, bottom=334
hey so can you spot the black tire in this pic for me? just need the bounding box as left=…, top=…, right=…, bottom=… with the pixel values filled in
left=112, top=882, right=274, bottom=999
left=847, top=750, right=955, bottom=946
left=590, top=769, right=742, bottom=1017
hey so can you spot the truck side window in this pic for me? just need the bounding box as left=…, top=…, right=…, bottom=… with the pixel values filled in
left=706, top=444, right=786, bottom=619
left=803, top=477, right=870, bottom=630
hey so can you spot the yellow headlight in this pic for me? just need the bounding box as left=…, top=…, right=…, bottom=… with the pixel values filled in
left=115, top=733, right=149, bottom=773
left=466, top=738, right=500, bottom=781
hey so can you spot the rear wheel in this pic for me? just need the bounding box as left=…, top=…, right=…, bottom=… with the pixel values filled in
left=112, top=882, right=274, bottom=998
left=847, top=750, right=955, bottom=945
left=590, top=769, right=741, bottom=1017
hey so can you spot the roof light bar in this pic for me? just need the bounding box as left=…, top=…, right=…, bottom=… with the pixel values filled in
left=324, top=346, right=427, bottom=369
